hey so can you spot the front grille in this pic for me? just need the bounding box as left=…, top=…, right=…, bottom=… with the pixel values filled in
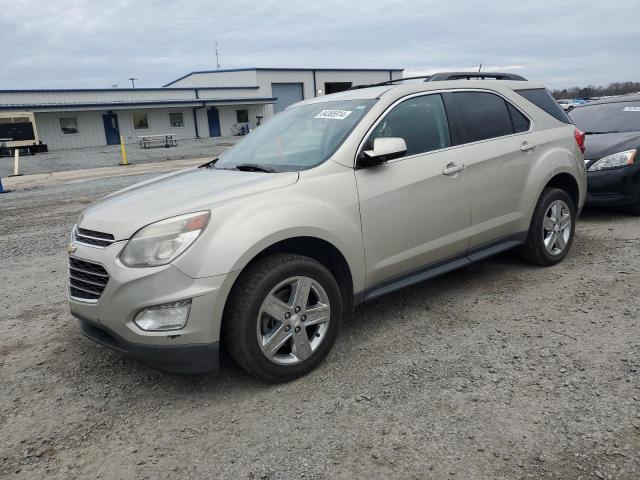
left=74, top=227, right=115, bottom=247
left=68, top=257, right=110, bottom=302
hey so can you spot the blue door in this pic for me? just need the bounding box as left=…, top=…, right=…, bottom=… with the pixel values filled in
left=207, top=108, right=221, bottom=137
left=102, top=113, right=120, bottom=145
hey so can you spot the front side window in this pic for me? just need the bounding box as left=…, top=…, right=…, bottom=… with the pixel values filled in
left=169, top=112, right=184, bottom=128
left=59, top=117, right=79, bottom=135
left=236, top=109, right=249, bottom=123
left=365, top=94, right=451, bottom=156
left=132, top=113, right=149, bottom=130
left=214, top=99, right=375, bottom=172
left=450, top=92, right=516, bottom=143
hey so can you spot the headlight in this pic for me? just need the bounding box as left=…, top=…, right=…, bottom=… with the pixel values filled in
left=588, top=149, right=636, bottom=172
left=120, top=211, right=210, bottom=267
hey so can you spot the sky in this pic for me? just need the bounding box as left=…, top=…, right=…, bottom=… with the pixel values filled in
left=1, top=0, right=638, bottom=90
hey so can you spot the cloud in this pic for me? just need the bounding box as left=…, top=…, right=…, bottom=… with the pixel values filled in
left=0, top=0, right=638, bottom=89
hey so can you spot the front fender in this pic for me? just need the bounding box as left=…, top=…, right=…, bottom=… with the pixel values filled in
left=172, top=175, right=365, bottom=293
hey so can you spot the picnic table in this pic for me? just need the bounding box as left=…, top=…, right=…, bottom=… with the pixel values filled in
left=138, top=134, right=178, bottom=149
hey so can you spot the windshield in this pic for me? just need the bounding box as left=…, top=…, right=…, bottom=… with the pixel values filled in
left=214, top=99, right=375, bottom=172
left=569, top=101, right=640, bottom=133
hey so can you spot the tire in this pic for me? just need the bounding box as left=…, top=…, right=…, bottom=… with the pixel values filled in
left=624, top=187, right=640, bottom=215
left=519, top=187, right=576, bottom=266
left=222, top=253, right=342, bottom=382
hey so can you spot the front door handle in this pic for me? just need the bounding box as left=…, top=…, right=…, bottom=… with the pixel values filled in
left=443, top=163, right=465, bottom=175
left=520, top=142, right=536, bottom=152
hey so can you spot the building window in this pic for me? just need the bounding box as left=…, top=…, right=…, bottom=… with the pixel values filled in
left=324, top=82, right=352, bottom=94
left=59, top=117, right=79, bottom=135
left=169, top=112, right=184, bottom=128
left=132, top=113, right=149, bottom=130
left=236, top=109, right=249, bottom=123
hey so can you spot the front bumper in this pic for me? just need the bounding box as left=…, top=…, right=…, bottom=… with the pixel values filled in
left=68, top=240, right=237, bottom=373
left=586, top=165, right=640, bottom=207
left=76, top=315, right=220, bottom=374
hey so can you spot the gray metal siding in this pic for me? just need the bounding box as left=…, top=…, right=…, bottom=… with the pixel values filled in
left=271, top=83, right=304, bottom=113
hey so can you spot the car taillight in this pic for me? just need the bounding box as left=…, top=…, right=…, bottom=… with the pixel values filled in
left=574, top=128, right=585, bottom=155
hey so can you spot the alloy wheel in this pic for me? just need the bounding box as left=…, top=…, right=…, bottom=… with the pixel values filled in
left=256, top=276, right=331, bottom=365
left=542, top=200, right=572, bottom=255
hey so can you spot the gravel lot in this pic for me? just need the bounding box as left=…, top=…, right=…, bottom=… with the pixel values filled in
left=1, top=176, right=639, bottom=479
left=0, top=137, right=239, bottom=177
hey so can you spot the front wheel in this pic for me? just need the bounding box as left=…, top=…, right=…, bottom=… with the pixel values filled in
left=519, top=187, right=576, bottom=266
left=222, top=253, right=342, bottom=382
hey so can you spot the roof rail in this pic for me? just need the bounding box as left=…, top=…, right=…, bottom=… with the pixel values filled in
left=348, top=71, right=527, bottom=91
left=426, top=72, right=527, bottom=81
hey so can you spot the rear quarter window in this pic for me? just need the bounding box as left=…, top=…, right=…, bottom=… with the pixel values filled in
left=516, top=88, right=572, bottom=124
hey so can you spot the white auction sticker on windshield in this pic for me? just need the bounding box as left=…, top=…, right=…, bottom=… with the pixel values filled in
left=623, top=106, right=640, bottom=112
left=315, top=109, right=353, bottom=120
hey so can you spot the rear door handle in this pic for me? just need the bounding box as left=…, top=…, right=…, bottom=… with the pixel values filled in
left=443, top=163, right=465, bottom=175
left=520, top=142, right=536, bottom=152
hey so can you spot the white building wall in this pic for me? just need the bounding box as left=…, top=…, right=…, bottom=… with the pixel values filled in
left=34, top=107, right=198, bottom=150
left=35, top=110, right=108, bottom=150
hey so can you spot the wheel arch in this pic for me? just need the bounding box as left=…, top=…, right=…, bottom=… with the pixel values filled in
left=224, top=235, right=356, bottom=320
left=544, top=172, right=580, bottom=211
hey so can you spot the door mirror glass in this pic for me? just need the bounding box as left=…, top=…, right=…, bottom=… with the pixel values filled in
left=359, top=137, right=407, bottom=167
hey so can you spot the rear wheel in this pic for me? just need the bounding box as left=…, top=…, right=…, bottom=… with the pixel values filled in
left=222, top=253, right=342, bottom=382
left=519, top=187, right=576, bottom=266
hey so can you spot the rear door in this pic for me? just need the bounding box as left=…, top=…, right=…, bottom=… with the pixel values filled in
left=445, top=90, right=533, bottom=249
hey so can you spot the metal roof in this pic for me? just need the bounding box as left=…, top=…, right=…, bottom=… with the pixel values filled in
left=163, top=67, right=404, bottom=87
left=0, top=97, right=277, bottom=111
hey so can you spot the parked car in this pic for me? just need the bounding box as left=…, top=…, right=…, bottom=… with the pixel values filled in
left=557, top=99, right=587, bottom=111
left=569, top=94, right=640, bottom=214
left=68, top=73, right=586, bottom=382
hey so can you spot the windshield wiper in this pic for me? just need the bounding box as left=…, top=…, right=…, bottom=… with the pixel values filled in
left=199, top=157, right=218, bottom=169
left=583, top=131, right=622, bottom=135
left=233, top=163, right=276, bottom=173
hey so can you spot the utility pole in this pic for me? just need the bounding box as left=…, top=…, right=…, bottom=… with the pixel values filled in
left=215, top=42, right=221, bottom=69
left=128, top=77, right=138, bottom=88
left=478, top=63, right=482, bottom=73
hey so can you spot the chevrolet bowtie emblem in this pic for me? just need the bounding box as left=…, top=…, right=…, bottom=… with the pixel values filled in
left=67, top=243, right=77, bottom=255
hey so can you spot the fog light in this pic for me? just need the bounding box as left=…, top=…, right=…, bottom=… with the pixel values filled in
left=134, top=299, right=191, bottom=331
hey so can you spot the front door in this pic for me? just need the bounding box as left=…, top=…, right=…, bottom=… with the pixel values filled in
left=355, top=93, right=470, bottom=288
left=207, top=108, right=221, bottom=137
left=102, top=113, right=120, bottom=145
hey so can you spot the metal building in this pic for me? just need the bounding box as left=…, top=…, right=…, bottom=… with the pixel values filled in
left=0, top=67, right=403, bottom=151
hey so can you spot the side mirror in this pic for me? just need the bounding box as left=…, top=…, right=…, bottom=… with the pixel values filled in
left=358, top=137, right=407, bottom=168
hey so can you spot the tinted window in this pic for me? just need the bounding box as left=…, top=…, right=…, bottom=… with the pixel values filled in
left=507, top=103, right=530, bottom=133
left=451, top=92, right=514, bottom=143
left=366, top=94, right=451, bottom=156
left=569, top=101, right=640, bottom=133
left=516, top=88, right=572, bottom=124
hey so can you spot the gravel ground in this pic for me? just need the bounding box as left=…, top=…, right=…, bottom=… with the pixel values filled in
left=0, top=137, right=239, bottom=177
left=0, top=177, right=639, bottom=479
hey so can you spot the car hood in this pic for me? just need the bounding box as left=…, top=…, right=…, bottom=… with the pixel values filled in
left=584, top=131, right=640, bottom=161
left=79, top=167, right=299, bottom=240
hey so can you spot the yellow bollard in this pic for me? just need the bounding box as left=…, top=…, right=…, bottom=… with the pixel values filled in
left=119, top=135, right=130, bottom=166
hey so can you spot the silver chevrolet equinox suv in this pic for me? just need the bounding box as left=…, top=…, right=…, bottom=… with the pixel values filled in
left=69, top=72, right=587, bottom=382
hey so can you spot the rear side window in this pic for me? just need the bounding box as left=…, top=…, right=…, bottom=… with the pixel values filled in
left=516, top=88, right=572, bottom=124
left=449, top=92, right=515, bottom=143
left=507, top=103, right=530, bottom=133
left=366, top=94, right=451, bottom=156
